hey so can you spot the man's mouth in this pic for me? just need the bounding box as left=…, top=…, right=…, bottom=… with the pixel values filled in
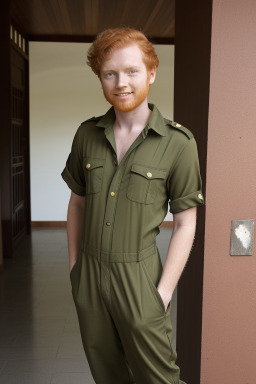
left=115, top=92, right=132, bottom=96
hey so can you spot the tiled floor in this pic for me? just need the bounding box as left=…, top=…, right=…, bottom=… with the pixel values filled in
left=0, top=227, right=176, bottom=384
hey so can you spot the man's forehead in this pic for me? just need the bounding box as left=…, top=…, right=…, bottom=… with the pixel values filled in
left=103, top=44, right=143, bottom=62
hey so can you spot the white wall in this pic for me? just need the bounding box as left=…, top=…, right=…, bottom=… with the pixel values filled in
left=29, top=42, right=174, bottom=221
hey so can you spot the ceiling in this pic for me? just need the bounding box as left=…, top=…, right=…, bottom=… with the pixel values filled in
left=10, top=0, right=175, bottom=43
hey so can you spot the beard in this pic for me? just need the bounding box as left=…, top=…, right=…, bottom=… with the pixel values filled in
left=102, top=81, right=150, bottom=112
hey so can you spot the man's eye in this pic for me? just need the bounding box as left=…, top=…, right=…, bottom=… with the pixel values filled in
left=129, top=70, right=137, bottom=74
left=104, top=73, right=113, bottom=78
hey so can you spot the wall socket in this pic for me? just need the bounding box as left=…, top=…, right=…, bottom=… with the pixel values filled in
left=230, top=220, right=254, bottom=256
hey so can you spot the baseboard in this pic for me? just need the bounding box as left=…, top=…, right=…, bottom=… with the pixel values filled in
left=31, top=221, right=173, bottom=228
left=31, top=221, right=67, bottom=227
left=160, top=221, right=173, bottom=227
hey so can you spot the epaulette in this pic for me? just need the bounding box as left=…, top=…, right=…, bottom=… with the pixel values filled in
left=165, top=119, right=194, bottom=139
left=81, top=116, right=102, bottom=125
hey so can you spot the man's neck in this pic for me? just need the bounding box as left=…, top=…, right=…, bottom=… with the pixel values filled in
left=113, top=99, right=152, bottom=132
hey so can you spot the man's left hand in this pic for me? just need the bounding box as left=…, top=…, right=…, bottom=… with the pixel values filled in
left=157, top=286, right=172, bottom=312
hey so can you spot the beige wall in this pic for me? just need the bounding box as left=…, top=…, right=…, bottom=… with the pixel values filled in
left=29, top=42, right=174, bottom=222
left=201, top=1, right=256, bottom=382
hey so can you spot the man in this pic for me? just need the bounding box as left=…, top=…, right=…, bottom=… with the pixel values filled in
left=62, top=27, right=203, bottom=384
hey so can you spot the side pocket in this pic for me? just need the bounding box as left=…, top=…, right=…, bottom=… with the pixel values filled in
left=70, top=259, right=79, bottom=279
left=70, top=252, right=82, bottom=299
left=141, top=258, right=166, bottom=312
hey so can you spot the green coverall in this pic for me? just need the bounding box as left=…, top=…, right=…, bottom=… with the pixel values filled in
left=62, top=104, right=204, bottom=384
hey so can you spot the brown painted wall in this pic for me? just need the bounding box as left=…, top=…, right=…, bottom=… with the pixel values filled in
left=201, top=1, right=256, bottom=383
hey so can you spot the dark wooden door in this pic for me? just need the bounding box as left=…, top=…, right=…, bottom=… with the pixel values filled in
left=11, top=46, right=30, bottom=247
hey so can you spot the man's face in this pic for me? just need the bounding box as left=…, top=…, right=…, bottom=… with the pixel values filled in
left=100, top=44, right=156, bottom=112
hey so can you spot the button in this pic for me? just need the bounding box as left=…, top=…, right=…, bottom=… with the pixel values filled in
left=110, top=192, right=115, bottom=197
left=147, top=172, right=152, bottom=178
left=175, top=123, right=182, bottom=128
left=86, top=163, right=91, bottom=169
left=106, top=222, right=111, bottom=226
left=198, top=193, right=203, bottom=200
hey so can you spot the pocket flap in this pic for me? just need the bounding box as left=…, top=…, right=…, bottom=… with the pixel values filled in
left=131, top=164, right=166, bottom=180
left=83, top=158, right=105, bottom=171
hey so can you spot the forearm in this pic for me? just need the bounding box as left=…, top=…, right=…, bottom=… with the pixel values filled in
left=67, top=197, right=85, bottom=271
left=157, top=208, right=197, bottom=307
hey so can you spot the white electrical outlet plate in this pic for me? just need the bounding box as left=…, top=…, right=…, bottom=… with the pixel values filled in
left=230, top=220, right=254, bottom=256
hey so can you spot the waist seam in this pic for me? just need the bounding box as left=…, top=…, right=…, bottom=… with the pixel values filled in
left=81, top=243, right=157, bottom=263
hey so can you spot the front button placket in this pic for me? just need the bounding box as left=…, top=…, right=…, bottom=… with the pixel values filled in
left=100, top=129, right=146, bottom=304
left=100, top=159, right=127, bottom=303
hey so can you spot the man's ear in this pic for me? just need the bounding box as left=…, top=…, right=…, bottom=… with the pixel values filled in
left=149, top=66, right=156, bottom=85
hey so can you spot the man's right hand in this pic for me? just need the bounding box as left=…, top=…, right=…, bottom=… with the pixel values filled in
left=67, top=192, right=85, bottom=273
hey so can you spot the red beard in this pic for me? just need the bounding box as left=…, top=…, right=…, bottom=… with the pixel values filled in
left=103, top=81, right=150, bottom=112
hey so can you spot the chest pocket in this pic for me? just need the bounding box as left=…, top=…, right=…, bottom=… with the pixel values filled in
left=83, top=158, right=105, bottom=195
left=127, top=164, right=167, bottom=204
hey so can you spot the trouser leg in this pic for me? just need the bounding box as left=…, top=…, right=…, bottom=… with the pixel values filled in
left=70, top=251, right=135, bottom=384
left=110, top=252, right=187, bottom=384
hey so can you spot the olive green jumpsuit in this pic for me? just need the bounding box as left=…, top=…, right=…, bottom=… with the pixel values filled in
left=62, top=104, right=203, bottom=384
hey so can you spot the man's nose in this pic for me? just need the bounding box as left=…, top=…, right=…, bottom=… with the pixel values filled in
left=116, top=73, right=127, bottom=88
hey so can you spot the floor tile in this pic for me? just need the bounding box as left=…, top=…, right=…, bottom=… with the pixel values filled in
left=2, top=359, right=53, bottom=374
left=0, top=373, right=52, bottom=384
left=56, top=343, right=85, bottom=359
left=50, top=372, right=93, bottom=384
left=0, top=346, right=58, bottom=360
left=0, top=360, right=8, bottom=373
left=51, top=358, right=89, bottom=373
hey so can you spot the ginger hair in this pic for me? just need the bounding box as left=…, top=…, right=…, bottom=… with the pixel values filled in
left=87, top=27, right=159, bottom=77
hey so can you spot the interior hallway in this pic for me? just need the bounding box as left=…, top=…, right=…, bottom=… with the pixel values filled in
left=0, top=226, right=176, bottom=384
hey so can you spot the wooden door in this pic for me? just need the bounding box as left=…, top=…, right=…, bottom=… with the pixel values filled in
left=11, top=44, right=30, bottom=247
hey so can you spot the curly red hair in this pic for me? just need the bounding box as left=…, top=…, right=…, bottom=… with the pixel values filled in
left=87, top=28, right=159, bottom=76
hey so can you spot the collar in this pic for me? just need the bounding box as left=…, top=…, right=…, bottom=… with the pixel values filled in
left=147, top=103, right=167, bottom=137
left=96, top=103, right=167, bottom=137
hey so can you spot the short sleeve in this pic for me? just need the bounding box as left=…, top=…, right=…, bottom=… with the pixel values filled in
left=61, top=127, right=86, bottom=196
left=168, top=137, right=204, bottom=214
